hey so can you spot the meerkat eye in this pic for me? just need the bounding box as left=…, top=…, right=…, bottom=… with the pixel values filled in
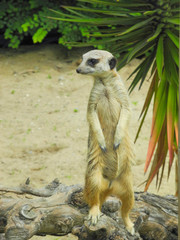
left=87, top=58, right=99, bottom=67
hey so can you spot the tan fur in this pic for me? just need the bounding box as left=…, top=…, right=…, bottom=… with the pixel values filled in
left=77, top=50, right=135, bottom=234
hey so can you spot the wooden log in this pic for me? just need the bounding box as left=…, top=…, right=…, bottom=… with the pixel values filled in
left=0, top=179, right=178, bottom=240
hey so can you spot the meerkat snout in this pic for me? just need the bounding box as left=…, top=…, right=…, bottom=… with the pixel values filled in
left=76, top=68, right=81, bottom=74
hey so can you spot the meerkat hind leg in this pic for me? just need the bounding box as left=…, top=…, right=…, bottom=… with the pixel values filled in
left=84, top=175, right=102, bottom=225
left=88, top=188, right=111, bottom=225
left=87, top=190, right=103, bottom=225
left=121, top=195, right=134, bottom=235
left=99, top=186, right=113, bottom=211
left=112, top=178, right=134, bottom=235
left=86, top=173, right=110, bottom=225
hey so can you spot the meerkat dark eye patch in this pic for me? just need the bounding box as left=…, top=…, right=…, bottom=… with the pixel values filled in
left=109, top=57, right=117, bottom=70
left=86, top=58, right=99, bottom=67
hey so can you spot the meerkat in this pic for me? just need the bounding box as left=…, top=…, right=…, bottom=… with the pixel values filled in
left=76, top=50, right=135, bottom=235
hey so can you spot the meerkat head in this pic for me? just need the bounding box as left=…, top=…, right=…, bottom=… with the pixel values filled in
left=76, top=50, right=117, bottom=76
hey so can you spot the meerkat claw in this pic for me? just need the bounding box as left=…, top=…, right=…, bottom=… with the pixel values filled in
left=87, top=215, right=92, bottom=221
left=100, top=145, right=107, bottom=152
left=92, top=216, right=98, bottom=225
left=90, top=213, right=101, bottom=225
left=87, top=206, right=102, bottom=226
left=113, top=142, right=120, bottom=150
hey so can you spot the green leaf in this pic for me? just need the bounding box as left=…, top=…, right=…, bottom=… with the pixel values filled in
left=62, top=6, right=128, bottom=16
left=171, top=7, right=180, bottom=12
left=150, top=59, right=157, bottom=77
left=147, top=24, right=164, bottom=42
left=156, top=35, right=164, bottom=78
left=127, top=61, right=143, bottom=81
left=117, top=26, right=152, bottom=41
left=134, top=71, right=157, bottom=143
left=62, top=7, right=89, bottom=18
left=32, top=28, right=48, bottom=43
left=87, top=32, right=119, bottom=37
left=167, top=84, right=176, bottom=168
left=120, top=16, right=155, bottom=36
left=129, top=49, right=156, bottom=94
left=112, top=42, right=135, bottom=55
left=158, top=155, right=166, bottom=191
left=165, top=29, right=179, bottom=48
left=140, top=70, right=157, bottom=118
left=139, top=50, right=156, bottom=89
left=143, top=9, right=159, bottom=16
left=128, top=56, right=152, bottom=93
left=78, top=0, right=153, bottom=8
left=117, top=53, right=129, bottom=70
left=48, top=8, right=85, bottom=19
left=128, top=68, right=144, bottom=93
left=166, top=17, right=180, bottom=25
left=151, top=71, right=166, bottom=138
left=21, top=22, right=30, bottom=32
left=167, top=38, right=179, bottom=67
left=164, top=39, right=179, bottom=87
left=127, top=37, right=154, bottom=63
left=148, top=121, right=166, bottom=188
left=63, top=34, right=122, bottom=47
left=129, top=41, right=156, bottom=61
left=135, top=108, right=148, bottom=143
left=48, top=16, right=126, bottom=25
left=127, top=40, right=148, bottom=63
left=145, top=84, right=167, bottom=173
left=171, top=0, right=180, bottom=5
left=145, top=121, right=167, bottom=191
left=50, top=7, right=145, bottom=26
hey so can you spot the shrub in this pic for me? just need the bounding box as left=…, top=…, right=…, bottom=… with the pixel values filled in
left=0, top=0, right=98, bottom=48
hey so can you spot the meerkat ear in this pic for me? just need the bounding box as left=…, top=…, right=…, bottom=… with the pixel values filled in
left=109, top=57, right=117, bottom=70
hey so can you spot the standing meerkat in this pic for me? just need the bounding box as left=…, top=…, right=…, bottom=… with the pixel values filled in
left=76, top=50, right=135, bottom=235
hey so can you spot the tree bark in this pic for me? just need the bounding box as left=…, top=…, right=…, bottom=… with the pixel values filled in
left=0, top=179, right=178, bottom=240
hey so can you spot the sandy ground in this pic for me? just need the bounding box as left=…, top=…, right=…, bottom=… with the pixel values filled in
left=0, top=44, right=176, bottom=240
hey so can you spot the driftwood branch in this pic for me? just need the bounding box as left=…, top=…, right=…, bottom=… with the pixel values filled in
left=0, top=179, right=178, bottom=240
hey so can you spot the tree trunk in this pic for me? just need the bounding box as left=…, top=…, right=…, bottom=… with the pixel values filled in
left=0, top=179, right=178, bottom=240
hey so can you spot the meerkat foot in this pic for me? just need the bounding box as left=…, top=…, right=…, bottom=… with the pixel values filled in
left=88, top=205, right=102, bottom=225
left=126, top=223, right=135, bottom=235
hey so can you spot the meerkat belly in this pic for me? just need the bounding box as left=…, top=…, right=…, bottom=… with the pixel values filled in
left=96, top=89, right=121, bottom=180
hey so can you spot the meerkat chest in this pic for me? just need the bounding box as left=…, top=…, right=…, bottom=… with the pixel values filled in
left=97, top=85, right=121, bottom=124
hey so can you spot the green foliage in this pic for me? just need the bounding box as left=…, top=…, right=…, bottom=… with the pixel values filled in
left=0, top=0, right=98, bottom=48
left=0, top=0, right=55, bottom=47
